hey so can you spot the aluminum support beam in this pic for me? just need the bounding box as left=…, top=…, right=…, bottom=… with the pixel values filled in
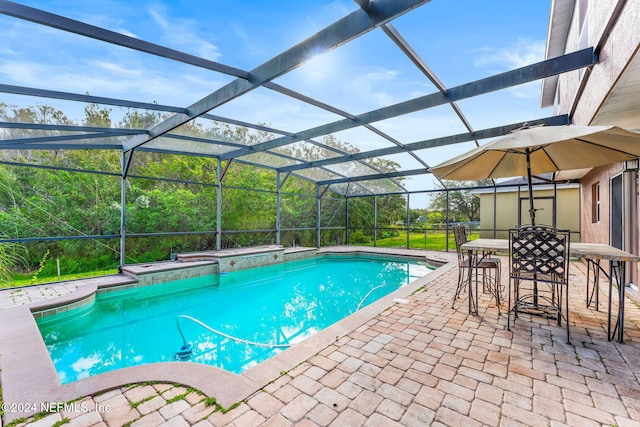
left=383, top=23, right=476, bottom=141
left=0, top=1, right=248, bottom=78
left=346, top=197, right=350, bottom=244
left=120, top=152, right=127, bottom=267
left=119, top=0, right=430, bottom=157
left=276, top=173, right=281, bottom=245
left=281, top=115, right=569, bottom=173
left=382, top=22, right=478, bottom=189
left=0, top=83, right=185, bottom=114
left=222, top=48, right=595, bottom=160
left=316, top=185, right=321, bottom=248
left=406, top=194, right=411, bottom=249
left=0, top=83, right=293, bottom=138
left=318, top=168, right=429, bottom=186
left=374, top=195, right=378, bottom=247
left=0, top=132, right=129, bottom=147
left=0, top=121, right=148, bottom=135
left=216, top=161, right=222, bottom=251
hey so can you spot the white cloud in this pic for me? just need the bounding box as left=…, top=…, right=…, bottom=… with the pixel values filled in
left=149, top=8, right=170, bottom=29
left=474, top=38, right=546, bottom=71
left=147, top=5, right=221, bottom=61
left=350, top=66, right=402, bottom=107
left=93, top=60, right=144, bottom=77
left=473, top=38, right=546, bottom=99
left=115, top=28, right=139, bottom=38
left=0, top=58, right=224, bottom=113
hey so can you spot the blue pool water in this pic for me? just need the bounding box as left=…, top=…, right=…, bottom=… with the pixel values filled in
left=37, top=256, right=431, bottom=383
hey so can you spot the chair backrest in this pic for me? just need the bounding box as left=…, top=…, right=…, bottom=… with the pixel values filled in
left=509, top=225, right=570, bottom=284
left=452, top=224, right=468, bottom=264
left=453, top=224, right=468, bottom=248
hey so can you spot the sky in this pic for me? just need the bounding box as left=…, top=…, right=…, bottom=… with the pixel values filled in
left=0, top=0, right=553, bottom=204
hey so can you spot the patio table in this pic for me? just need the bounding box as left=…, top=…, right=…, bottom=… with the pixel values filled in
left=460, top=239, right=639, bottom=342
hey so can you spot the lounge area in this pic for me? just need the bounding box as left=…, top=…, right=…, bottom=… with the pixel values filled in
left=2, top=249, right=640, bottom=426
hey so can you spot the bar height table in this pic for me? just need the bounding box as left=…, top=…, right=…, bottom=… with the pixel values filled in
left=460, top=239, right=639, bottom=342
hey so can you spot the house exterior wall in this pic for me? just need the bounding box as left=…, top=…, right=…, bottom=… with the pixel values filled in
left=478, top=188, right=580, bottom=240
left=552, top=1, right=640, bottom=125
left=579, top=163, right=620, bottom=245
left=547, top=0, right=640, bottom=286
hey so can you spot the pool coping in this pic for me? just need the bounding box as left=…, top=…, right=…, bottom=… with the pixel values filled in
left=0, top=247, right=456, bottom=423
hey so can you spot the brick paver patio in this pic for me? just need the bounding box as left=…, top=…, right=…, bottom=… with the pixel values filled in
left=3, top=258, right=640, bottom=426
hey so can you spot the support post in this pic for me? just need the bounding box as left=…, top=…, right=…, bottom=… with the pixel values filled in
left=445, top=190, right=450, bottom=252
left=316, top=185, right=321, bottom=248
left=346, top=196, right=350, bottom=245
left=406, top=193, right=410, bottom=249
left=493, top=183, right=497, bottom=238
left=276, top=173, right=281, bottom=245
left=216, top=161, right=222, bottom=250
left=120, top=151, right=126, bottom=268
left=517, top=185, right=522, bottom=227
left=374, top=195, right=378, bottom=247
left=623, top=168, right=638, bottom=285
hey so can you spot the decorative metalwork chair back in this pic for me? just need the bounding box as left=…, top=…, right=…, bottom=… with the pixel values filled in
left=451, top=224, right=470, bottom=308
left=510, top=225, right=569, bottom=283
left=453, top=224, right=468, bottom=260
left=508, top=225, right=571, bottom=342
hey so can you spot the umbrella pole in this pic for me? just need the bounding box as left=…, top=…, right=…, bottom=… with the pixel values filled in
left=526, top=149, right=535, bottom=226
left=526, top=149, right=539, bottom=306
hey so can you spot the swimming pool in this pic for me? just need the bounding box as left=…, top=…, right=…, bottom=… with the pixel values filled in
left=36, top=255, right=431, bottom=383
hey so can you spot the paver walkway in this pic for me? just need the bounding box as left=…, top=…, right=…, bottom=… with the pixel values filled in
left=3, top=258, right=640, bottom=426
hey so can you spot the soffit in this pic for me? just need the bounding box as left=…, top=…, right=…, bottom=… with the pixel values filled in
left=541, top=0, right=575, bottom=107
left=591, top=49, right=640, bottom=132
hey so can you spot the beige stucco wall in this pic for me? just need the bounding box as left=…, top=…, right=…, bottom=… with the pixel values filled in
left=549, top=1, right=640, bottom=287
left=553, top=1, right=640, bottom=125
left=477, top=187, right=580, bottom=240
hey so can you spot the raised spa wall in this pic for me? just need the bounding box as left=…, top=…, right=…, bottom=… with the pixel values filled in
left=120, top=245, right=318, bottom=286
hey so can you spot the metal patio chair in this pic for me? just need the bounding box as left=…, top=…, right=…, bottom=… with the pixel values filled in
left=507, top=225, right=571, bottom=342
left=452, top=224, right=502, bottom=315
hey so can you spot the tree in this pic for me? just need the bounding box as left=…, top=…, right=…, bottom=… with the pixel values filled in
left=0, top=101, right=409, bottom=278
left=428, top=180, right=492, bottom=223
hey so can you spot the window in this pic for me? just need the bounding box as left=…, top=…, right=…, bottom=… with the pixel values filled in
left=592, top=182, right=600, bottom=223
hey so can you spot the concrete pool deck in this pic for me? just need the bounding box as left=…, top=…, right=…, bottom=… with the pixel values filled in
left=2, top=246, right=640, bottom=426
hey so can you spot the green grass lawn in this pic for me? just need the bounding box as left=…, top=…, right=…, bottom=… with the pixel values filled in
left=3, top=269, right=119, bottom=289
left=366, top=230, right=479, bottom=251
left=2, top=230, right=473, bottom=290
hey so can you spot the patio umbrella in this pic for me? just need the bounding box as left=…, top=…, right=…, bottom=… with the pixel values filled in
left=430, top=125, right=640, bottom=225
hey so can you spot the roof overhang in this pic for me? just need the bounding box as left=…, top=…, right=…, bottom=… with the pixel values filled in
left=590, top=48, right=640, bottom=131
left=541, top=0, right=574, bottom=108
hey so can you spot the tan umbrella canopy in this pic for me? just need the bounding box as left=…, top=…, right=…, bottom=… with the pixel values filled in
left=430, top=125, right=640, bottom=225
